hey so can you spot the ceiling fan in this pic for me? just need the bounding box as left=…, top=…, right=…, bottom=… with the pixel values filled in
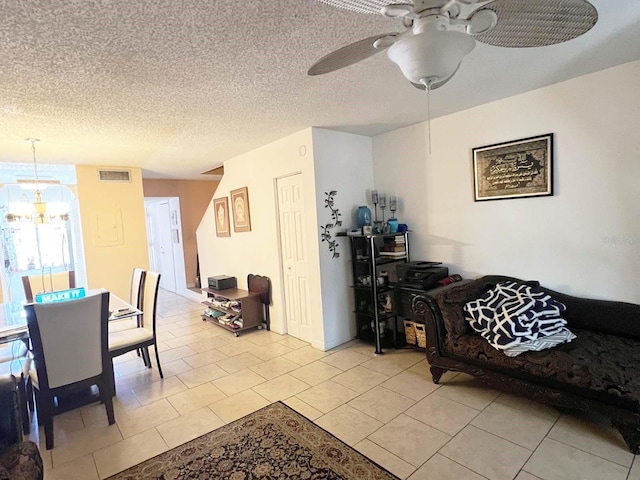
left=308, top=0, right=598, bottom=90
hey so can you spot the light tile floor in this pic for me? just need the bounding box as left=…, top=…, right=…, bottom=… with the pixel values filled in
left=28, top=290, right=638, bottom=479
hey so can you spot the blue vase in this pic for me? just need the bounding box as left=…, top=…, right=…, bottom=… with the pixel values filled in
left=387, top=217, right=399, bottom=233
left=356, top=206, right=372, bottom=228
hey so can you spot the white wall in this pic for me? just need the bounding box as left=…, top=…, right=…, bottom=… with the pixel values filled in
left=312, top=128, right=374, bottom=349
left=196, top=127, right=376, bottom=350
left=373, top=60, right=640, bottom=303
left=196, top=129, right=324, bottom=344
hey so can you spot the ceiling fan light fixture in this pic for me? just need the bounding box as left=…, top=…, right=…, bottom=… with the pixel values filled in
left=387, top=29, right=475, bottom=87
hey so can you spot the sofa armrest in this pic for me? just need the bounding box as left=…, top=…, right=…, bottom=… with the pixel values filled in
left=412, top=281, right=474, bottom=361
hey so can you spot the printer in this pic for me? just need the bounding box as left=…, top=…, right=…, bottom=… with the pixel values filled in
left=208, top=275, right=237, bottom=290
left=396, top=261, right=449, bottom=291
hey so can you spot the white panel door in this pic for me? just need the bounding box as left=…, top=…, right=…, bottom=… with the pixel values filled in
left=277, top=174, right=311, bottom=342
left=148, top=201, right=177, bottom=292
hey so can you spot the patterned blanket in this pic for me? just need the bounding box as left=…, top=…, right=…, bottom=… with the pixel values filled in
left=463, top=281, right=576, bottom=357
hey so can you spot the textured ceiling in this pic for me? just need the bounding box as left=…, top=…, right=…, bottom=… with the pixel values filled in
left=0, top=0, right=639, bottom=180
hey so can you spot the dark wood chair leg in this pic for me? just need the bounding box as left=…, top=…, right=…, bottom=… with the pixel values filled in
left=142, top=348, right=151, bottom=368
left=26, top=377, right=34, bottom=412
left=34, top=388, right=43, bottom=426
left=109, top=360, right=117, bottom=396
left=41, top=391, right=55, bottom=450
left=99, top=378, right=116, bottom=425
left=17, top=375, right=30, bottom=435
left=153, top=342, right=163, bottom=379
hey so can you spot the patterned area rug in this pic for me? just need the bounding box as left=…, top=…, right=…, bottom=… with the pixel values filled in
left=107, top=402, right=398, bottom=479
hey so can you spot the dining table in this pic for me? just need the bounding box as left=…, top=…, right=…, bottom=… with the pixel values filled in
left=0, top=288, right=141, bottom=345
left=0, top=288, right=142, bottom=412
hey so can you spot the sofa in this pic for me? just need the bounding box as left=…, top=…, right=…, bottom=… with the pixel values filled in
left=0, top=377, right=43, bottom=479
left=412, top=275, right=640, bottom=453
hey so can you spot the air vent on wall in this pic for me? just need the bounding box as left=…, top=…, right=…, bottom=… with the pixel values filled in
left=97, top=169, right=131, bottom=182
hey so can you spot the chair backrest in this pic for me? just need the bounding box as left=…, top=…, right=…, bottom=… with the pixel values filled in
left=248, top=274, right=270, bottom=329
left=22, top=271, right=76, bottom=302
left=130, top=268, right=145, bottom=308
left=247, top=274, right=270, bottom=307
left=25, top=291, right=109, bottom=389
left=140, top=271, right=161, bottom=333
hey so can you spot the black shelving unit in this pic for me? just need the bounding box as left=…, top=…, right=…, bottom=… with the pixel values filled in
left=341, top=232, right=410, bottom=354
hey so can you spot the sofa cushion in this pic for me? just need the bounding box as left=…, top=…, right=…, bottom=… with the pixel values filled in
left=445, top=327, right=640, bottom=412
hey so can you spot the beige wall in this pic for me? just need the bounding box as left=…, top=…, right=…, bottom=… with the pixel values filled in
left=143, top=179, right=219, bottom=286
left=76, top=166, right=149, bottom=300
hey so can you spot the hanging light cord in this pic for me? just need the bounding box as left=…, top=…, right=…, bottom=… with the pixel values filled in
left=426, top=82, right=432, bottom=154
left=419, top=79, right=433, bottom=155
left=28, top=138, right=42, bottom=193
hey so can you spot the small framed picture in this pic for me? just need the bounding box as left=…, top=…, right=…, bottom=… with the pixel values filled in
left=213, top=197, right=231, bottom=237
left=230, top=186, right=252, bottom=232
left=362, top=225, right=373, bottom=235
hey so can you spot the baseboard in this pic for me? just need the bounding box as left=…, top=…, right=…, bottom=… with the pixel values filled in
left=178, top=289, right=204, bottom=303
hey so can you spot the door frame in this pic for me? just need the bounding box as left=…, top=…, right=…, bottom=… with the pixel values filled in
left=274, top=172, right=308, bottom=339
left=143, top=197, right=188, bottom=296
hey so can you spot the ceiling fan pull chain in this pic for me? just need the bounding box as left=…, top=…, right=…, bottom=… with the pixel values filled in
left=426, top=81, right=432, bottom=155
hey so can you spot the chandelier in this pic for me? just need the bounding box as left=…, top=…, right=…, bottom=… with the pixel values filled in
left=4, top=139, right=69, bottom=224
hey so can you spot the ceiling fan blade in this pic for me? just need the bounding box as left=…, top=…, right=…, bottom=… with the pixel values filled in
left=474, top=0, right=598, bottom=48
left=308, top=33, right=398, bottom=76
left=315, top=0, right=412, bottom=15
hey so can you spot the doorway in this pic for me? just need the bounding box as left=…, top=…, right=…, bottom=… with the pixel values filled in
left=276, top=174, right=312, bottom=342
left=144, top=197, right=187, bottom=295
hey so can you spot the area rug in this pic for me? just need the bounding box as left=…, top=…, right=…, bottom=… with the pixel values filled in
left=107, top=401, right=398, bottom=479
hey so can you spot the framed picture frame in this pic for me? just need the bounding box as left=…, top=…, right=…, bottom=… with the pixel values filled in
left=230, top=186, right=252, bottom=232
left=362, top=225, right=373, bottom=235
left=213, top=197, right=231, bottom=237
left=472, top=133, right=554, bottom=201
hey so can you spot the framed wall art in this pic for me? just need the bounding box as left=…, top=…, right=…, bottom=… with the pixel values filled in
left=472, top=133, right=554, bottom=201
left=231, top=186, right=252, bottom=232
left=213, top=197, right=231, bottom=237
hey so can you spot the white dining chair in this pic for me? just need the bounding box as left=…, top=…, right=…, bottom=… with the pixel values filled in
left=25, top=291, right=115, bottom=449
left=109, top=271, right=163, bottom=388
left=108, top=267, right=145, bottom=334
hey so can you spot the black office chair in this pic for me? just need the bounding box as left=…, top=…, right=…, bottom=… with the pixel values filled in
left=247, top=274, right=271, bottom=331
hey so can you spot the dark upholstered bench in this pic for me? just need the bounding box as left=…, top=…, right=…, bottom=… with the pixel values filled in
left=0, top=377, right=43, bottom=479
left=413, top=275, right=640, bottom=453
